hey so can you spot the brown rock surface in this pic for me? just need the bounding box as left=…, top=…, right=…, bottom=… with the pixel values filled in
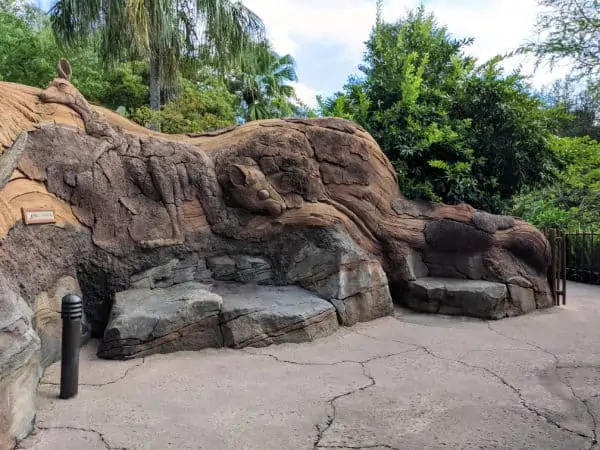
left=0, top=274, right=41, bottom=450
left=0, top=59, right=555, bottom=445
left=0, top=61, right=552, bottom=333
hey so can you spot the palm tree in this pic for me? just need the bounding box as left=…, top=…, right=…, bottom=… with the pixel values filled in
left=50, top=0, right=265, bottom=112
left=228, top=41, right=299, bottom=121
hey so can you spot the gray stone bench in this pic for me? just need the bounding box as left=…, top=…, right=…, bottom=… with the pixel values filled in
left=402, top=277, right=537, bottom=319
left=98, top=282, right=339, bottom=359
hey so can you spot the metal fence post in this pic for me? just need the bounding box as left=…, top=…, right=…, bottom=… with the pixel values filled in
left=548, top=228, right=558, bottom=305
left=60, top=294, right=83, bottom=399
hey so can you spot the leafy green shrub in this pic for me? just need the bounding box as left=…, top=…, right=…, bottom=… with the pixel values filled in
left=511, top=136, right=600, bottom=232
left=318, top=6, right=559, bottom=213
left=129, top=78, right=237, bottom=134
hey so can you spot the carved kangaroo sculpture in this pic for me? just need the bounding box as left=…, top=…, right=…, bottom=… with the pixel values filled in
left=40, top=59, right=185, bottom=248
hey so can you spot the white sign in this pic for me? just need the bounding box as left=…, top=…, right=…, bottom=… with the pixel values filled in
left=22, top=208, right=56, bottom=225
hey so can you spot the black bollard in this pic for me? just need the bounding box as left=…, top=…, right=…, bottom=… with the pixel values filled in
left=60, top=294, right=83, bottom=399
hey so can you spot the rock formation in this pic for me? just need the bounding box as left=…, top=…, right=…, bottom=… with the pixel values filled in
left=0, top=60, right=553, bottom=448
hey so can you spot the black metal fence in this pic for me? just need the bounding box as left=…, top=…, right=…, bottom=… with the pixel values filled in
left=565, top=232, right=600, bottom=285
left=545, top=229, right=567, bottom=305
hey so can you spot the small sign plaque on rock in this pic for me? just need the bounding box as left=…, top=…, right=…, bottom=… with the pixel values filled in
left=22, top=208, right=56, bottom=225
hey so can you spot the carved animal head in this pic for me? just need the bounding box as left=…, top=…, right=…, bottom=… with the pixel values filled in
left=226, top=164, right=287, bottom=217
left=39, top=59, right=83, bottom=108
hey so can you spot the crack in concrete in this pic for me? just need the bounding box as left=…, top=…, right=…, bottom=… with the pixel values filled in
left=39, top=358, right=145, bottom=387
left=318, top=445, right=401, bottom=450
left=583, top=397, right=599, bottom=449
left=555, top=370, right=599, bottom=449
left=241, top=348, right=417, bottom=449
left=457, top=347, right=545, bottom=359
left=313, top=360, right=376, bottom=450
left=243, top=348, right=419, bottom=367
left=19, top=425, right=127, bottom=450
left=487, top=323, right=598, bottom=448
left=353, top=328, right=595, bottom=444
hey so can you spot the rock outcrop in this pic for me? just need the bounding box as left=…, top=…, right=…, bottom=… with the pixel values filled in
left=99, top=282, right=339, bottom=359
left=0, top=274, right=41, bottom=450
left=0, top=60, right=555, bottom=447
left=405, top=278, right=509, bottom=319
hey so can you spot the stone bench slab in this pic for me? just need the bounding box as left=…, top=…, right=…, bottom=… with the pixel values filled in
left=98, top=282, right=338, bottom=359
left=403, top=277, right=508, bottom=319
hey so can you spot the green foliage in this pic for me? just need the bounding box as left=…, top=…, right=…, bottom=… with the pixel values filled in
left=50, top=0, right=267, bottom=111
left=523, top=0, right=600, bottom=95
left=536, top=78, right=600, bottom=140
left=0, top=6, right=241, bottom=133
left=76, top=60, right=150, bottom=110
left=452, top=60, right=563, bottom=211
left=316, top=76, right=370, bottom=124
left=227, top=41, right=301, bottom=121
left=129, top=76, right=237, bottom=133
left=0, top=7, right=149, bottom=110
left=511, top=136, right=600, bottom=231
left=319, top=6, right=559, bottom=212
left=0, top=9, right=60, bottom=86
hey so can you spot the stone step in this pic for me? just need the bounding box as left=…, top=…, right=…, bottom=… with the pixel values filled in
left=97, top=282, right=338, bottom=359
left=402, top=277, right=510, bottom=319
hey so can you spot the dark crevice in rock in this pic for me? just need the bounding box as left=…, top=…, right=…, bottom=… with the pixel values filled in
left=227, top=309, right=335, bottom=349
left=186, top=125, right=239, bottom=137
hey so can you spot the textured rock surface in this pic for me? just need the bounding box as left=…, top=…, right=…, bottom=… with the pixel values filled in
left=98, top=281, right=339, bottom=358
left=98, top=282, right=223, bottom=359
left=32, top=276, right=90, bottom=368
left=0, top=63, right=552, bottom=333
left=0, top=275, right=41, bottom=450
left=0, top=61, right=558, bottom=443
left=403, top=277, right=509, bottom=319
left=218, top=284, right=338, bottom=348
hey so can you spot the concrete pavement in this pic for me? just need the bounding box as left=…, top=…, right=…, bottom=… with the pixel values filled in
left=17, top=282, right=600, bottom=450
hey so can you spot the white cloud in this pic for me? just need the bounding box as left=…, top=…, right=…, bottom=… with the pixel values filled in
left=243, top=0, right=571, bottom=96
left=290, top=81, right=322, bottom=109
left=243, top=0, right=395, bottom=61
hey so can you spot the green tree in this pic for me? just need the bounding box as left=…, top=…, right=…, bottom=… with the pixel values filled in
left=50, top=0, right=266, bottom=112
left=523, top=0, right=600, bottom=94
left=316, top=76, right=370, bottom=124
left=452, top=59, right=562, bottom=211
left=318, top=6, right=559, bottom=212
left=0, top=7, right=150, bottom=110
left=360, top=6, right=476, bottom=203
left=512, top=135, right=600, bottom=231
left=228, top=41, right=300, bottom=121
left=537, top=77, right=600, bottom=140
left=0, top=8, right=60, bottom=86
left=0, top=0, right=46, bottom=27
left=130, top=72, right=237, bottom=133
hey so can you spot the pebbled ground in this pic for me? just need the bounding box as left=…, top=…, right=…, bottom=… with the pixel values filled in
left=17, top=282, right=600, bottom=450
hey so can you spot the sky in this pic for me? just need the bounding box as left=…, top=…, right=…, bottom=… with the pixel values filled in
left=36, top=0, right=571, bottom=107
left=241, top=0, right=571, bottom=107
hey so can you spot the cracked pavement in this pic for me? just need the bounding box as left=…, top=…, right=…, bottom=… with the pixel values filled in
left=17, top=282, right=600, bottom=450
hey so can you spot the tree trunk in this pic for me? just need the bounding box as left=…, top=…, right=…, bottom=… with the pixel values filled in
left=148, top=54, right=161, bottom=131
left=149, top=55, right=161, bottom=111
